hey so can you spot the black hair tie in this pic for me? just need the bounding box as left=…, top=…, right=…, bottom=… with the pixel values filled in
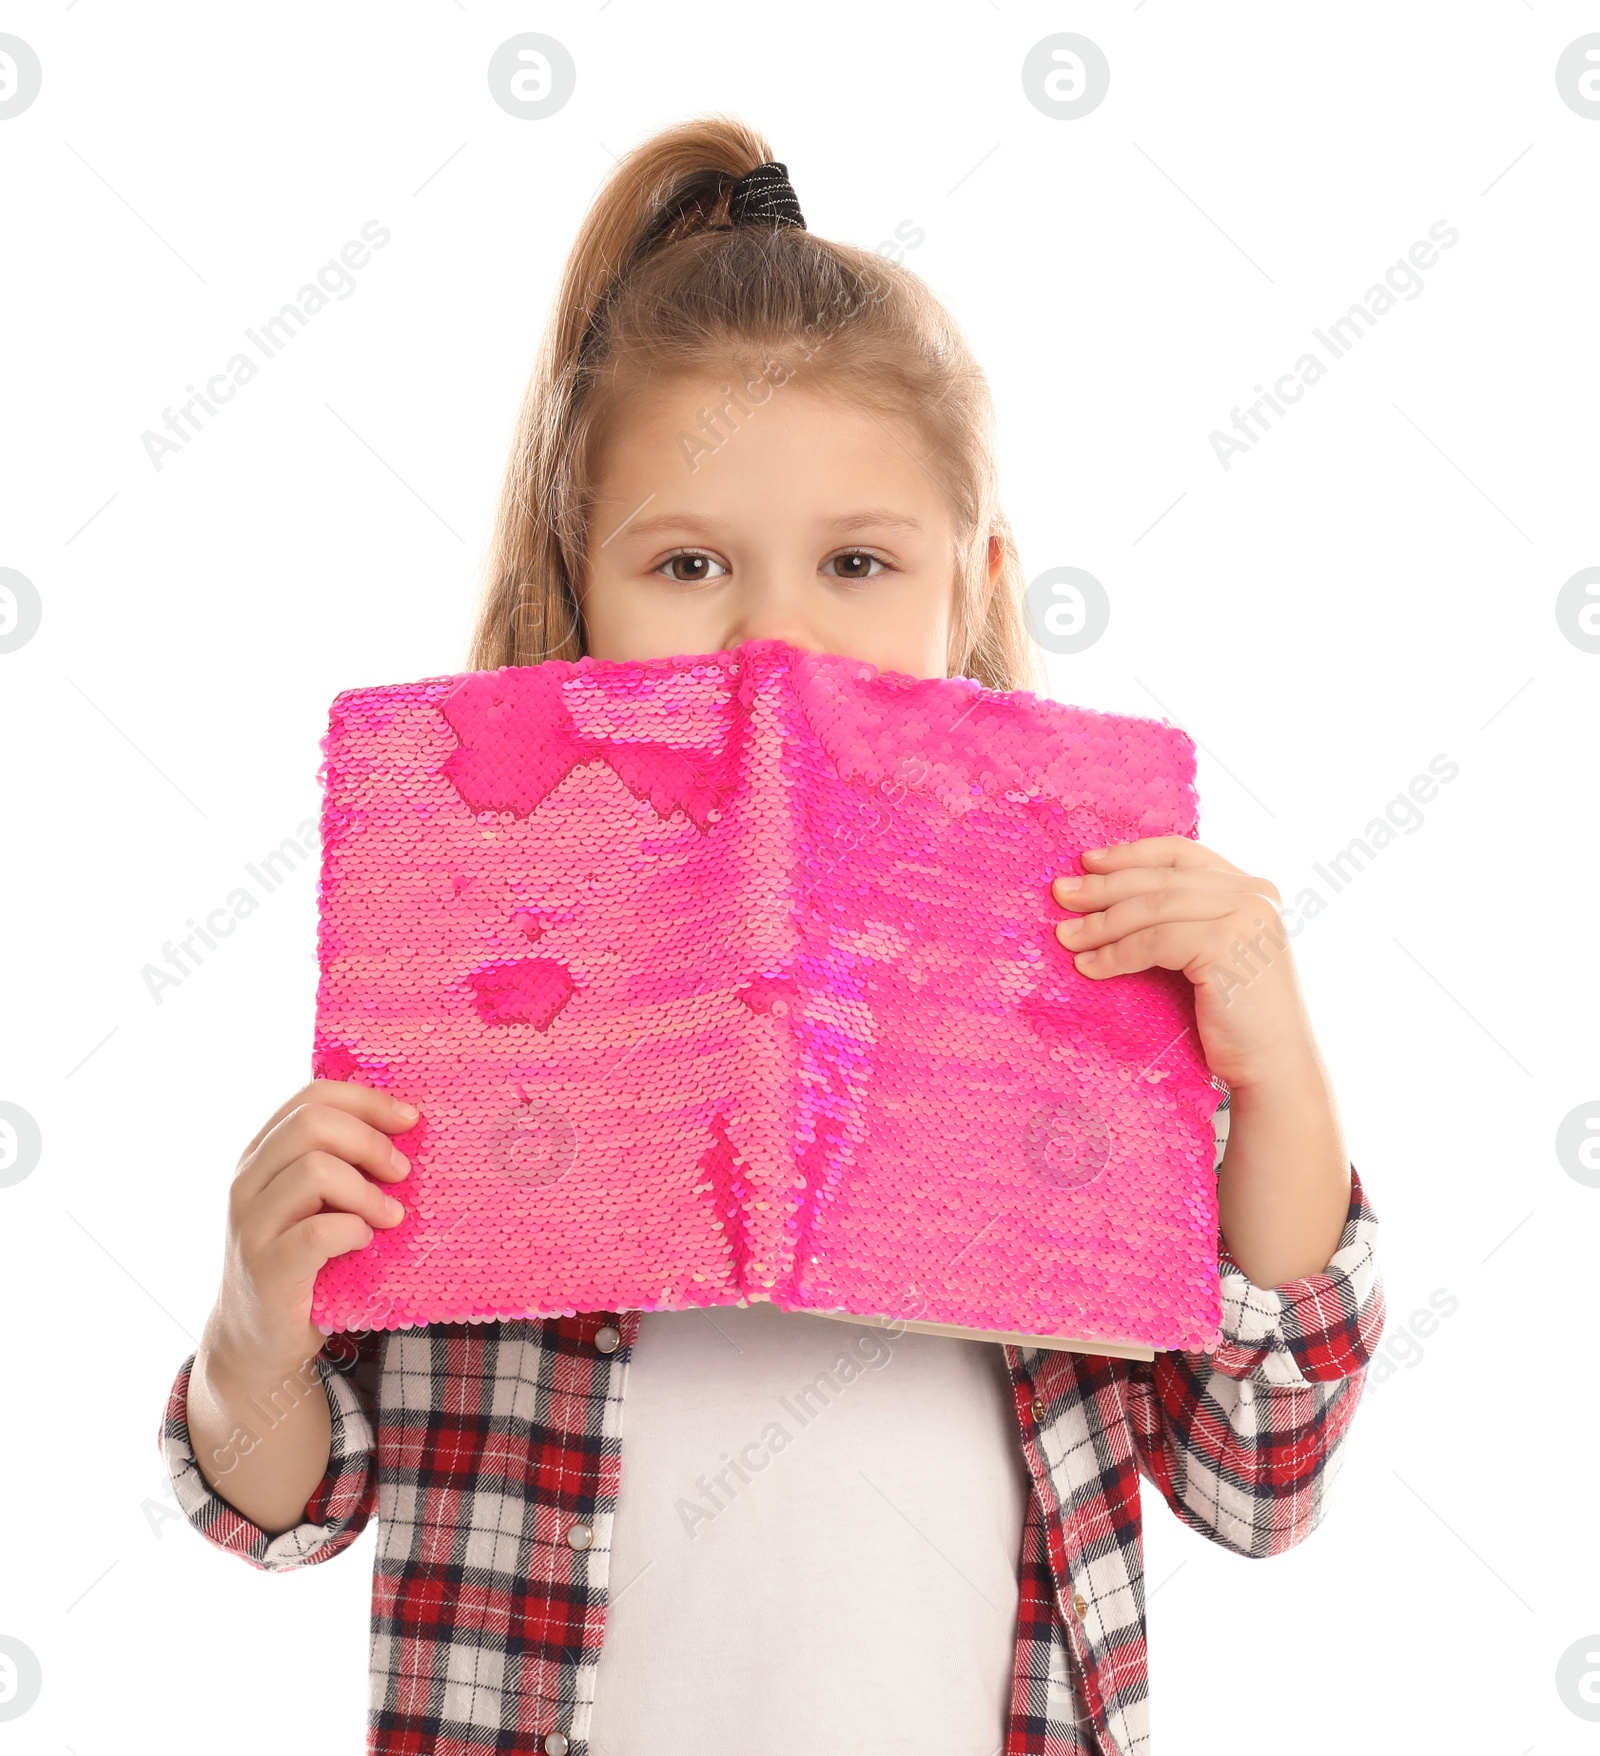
left=728, top=161, right=806, bottom=230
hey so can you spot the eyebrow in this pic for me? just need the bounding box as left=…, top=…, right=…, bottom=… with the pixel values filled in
left=610, top=508, right=928, bottom=543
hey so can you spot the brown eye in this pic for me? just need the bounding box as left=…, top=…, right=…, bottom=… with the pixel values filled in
left=653, top=552, right=729, bottom=584
left=826, top=550, right=889, bottom=582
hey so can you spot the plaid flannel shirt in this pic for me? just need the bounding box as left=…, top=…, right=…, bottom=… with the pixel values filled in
left=160, top=1104, right=1384, bottom=1756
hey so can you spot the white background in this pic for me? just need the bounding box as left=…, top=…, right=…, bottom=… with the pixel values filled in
left=1, top=3, right=1596, bottom=1752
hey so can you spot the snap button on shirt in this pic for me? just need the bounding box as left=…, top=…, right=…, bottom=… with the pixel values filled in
left=565, top=1521, right=593, bottom=1551
left=1073, top=1593, right=1089, bottom=1618
left=595, top=1324, right=621, bottom=1354
left=542, top=1733, right=569, bottom=1755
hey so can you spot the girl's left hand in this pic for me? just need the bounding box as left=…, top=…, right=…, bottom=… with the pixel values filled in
left=1051, top=836, right=1310, bottom=1092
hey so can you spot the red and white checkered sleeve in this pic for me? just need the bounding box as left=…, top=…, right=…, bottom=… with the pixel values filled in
left=158, top=1334, right=380, bottom=1572
left=1126, top=1157, right=1386, bottom=1558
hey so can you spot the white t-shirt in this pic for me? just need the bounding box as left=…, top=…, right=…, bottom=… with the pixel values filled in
left=586, top=1299, right=1031, bottom=1755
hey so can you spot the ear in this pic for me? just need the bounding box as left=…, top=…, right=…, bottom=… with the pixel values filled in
left=986, top=530, right=1004, bottom=585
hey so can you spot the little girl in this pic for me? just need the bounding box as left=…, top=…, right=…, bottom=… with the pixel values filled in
left=162, top=117, right=1385, bottom=1756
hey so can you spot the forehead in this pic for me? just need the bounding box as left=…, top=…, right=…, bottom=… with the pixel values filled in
left=589, top=372, right=948, bottom=524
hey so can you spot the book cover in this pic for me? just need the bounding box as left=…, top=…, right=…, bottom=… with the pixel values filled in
left=309, top=639, right=1226, bottom=1355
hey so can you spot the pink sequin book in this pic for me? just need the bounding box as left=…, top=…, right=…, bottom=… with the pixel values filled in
left=309, top=639, right=1228, bottom=1360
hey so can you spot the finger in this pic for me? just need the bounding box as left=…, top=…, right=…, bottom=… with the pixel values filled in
left=1081, top=836, right=1250, bottom=876
left=239, top=1079, right=419, bottom=1169
left=266, top=1210, right=380, bottom=1285
left=234, top=1093, right=416, bottom=1209
left=1055, top=881, right=1249, bottom=950
left=243, top=1150, right=408, bottom=1251
left=1066, top=920, right=1207, bottom=980
left=1052, top=861, right=1253, bottom=916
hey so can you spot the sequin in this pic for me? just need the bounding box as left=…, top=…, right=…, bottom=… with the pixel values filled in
left=309, top=639, right=1226, bottom=1351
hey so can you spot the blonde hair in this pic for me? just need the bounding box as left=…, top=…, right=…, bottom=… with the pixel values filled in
left=465, top=113, right=1038, bottom=692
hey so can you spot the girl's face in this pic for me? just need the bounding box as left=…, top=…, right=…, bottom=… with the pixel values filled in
left=579, top=372, right=994, bottom=680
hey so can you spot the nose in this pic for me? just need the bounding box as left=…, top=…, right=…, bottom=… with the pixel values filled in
left=723, top=617, right=823, bottom=656
left=715, top=573, right=826, bottom=656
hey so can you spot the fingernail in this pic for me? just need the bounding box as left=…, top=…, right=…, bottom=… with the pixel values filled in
left=1055, top=876, right=1083, bottom=892
left=385, top=1197, right=405, bottom=1222
left=1076, top=949, right=1098, bottom=966
left=396, top=1100, right=419, bottom=1122
left=391, top=1149, right=410, bottom=1175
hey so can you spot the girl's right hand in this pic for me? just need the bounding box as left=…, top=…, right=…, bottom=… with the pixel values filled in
left=203, top=1079, right=416, bottom=1378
